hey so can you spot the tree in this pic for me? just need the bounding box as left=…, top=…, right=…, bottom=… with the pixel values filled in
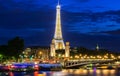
left=7, top=37, right=24, bottom=58
left=0, top=54, right=3, bottom=63
left=0, top=45, right=8, bottom=55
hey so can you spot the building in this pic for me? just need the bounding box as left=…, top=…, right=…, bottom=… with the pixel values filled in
left=22, top=47, right=49, bottom=62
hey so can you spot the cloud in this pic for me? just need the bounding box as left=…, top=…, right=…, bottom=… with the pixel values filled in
left=62, top=10, right=120, bottom=35
left=100, top=29, right=120, bottom=35
left=0, top=10, right=55, bottom=29
left=0, top=28, right=45, bottom=37
left=1, top=0, right=120, bottom=13
left=0, top=0, right=55, bottom=12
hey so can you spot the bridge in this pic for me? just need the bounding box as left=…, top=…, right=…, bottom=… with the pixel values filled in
left=63, top=59, right=115, bottom=68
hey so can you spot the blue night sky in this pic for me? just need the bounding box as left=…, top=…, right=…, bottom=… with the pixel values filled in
left=0, top=0, right=120, bottom=51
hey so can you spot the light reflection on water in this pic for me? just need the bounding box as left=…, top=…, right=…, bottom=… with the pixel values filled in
left=0, top=69, right=120, bottom=76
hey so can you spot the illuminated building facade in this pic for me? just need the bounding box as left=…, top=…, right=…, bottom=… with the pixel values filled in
left=65, top=42, right=70, bottom=58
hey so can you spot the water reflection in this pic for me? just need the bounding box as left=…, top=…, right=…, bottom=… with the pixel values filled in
left=34, top=71, right=47, bottom=76
left=1, top=69, right=120, bottom=76
left=62, top=69, right=118, bottom=76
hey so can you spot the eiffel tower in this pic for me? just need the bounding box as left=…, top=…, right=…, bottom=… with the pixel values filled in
left=52, top=1, right=65, bottom=50
left=50, top=1, right=65, bottom=57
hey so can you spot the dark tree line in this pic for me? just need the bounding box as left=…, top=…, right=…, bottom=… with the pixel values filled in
left=70, top=46, right=118, bottom=57
left=0, top=37, right=24, bottom=59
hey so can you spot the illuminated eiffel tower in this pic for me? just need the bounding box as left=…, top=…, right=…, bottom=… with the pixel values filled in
left=54, top=1, right=65, bottom=50
left=51, top=1, right=65, bottom=50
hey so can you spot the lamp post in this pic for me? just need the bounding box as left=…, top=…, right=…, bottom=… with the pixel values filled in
left=39, top=51, right=43, bottom=59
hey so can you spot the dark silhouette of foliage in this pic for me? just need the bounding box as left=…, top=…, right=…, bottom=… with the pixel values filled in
left=7, top=37, right=24, bottom=58
left=0, top=37, right=24, bottom=59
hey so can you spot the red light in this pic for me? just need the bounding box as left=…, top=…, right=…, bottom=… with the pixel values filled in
left=11, top=65, right=15, bottom=68
left=8, top=65, right=11, bottom=69
left=34, top=65, right=39, bottom=71
left=35, top=65, right=38, bottom=68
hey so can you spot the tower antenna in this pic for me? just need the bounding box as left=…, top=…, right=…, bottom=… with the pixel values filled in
left=96, top=44, right=99, bottom=51
left=58, top=0, right=60, bottom=5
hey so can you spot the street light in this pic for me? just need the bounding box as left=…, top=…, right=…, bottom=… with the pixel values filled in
left=39, top=51, right=43, bottom=59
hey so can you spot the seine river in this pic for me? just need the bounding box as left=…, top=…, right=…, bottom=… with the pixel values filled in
left=1, top=69, right=120, bottom=76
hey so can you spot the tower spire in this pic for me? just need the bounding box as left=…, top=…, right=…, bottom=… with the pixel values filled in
left=96, top=44, right=99, bottom=51
left=58, top=0, right=60, bottom=5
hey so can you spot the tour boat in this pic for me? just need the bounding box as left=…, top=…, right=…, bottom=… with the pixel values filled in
left=10, top=63, right=38, bottom=72
left=38, top=63, right=62, bottom=71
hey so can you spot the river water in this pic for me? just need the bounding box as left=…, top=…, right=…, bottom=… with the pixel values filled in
left=1, top=69, right=120, bottom=76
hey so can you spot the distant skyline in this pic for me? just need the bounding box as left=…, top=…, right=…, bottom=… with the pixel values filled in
left=0, top=0, right=120, bottom=51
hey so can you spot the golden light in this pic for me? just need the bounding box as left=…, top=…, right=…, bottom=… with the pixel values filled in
left=102, top=70, right=109, bottom=75
left=87, top=57, right=89, bottom=59
left=96, top=70, right=101, bottom=74
left=118, top=56, right=120, bottom=59
left=106, top=53, right=108, bottom=55
left=79, top=54, right=82, bottom=56
left=68, top=69, right=74, bottom=73
left=62, top=55, right=64, bottom=57
left=58, top=54, right=61, bottom=57
left=93, top=56, right=95, bottom=58
left=110, top=70, right=115, bottom=75
left=75, top=55, right=79, bottom=59
left=74, top=70, right=80, bottom=74
left=97, top=55, right=102, bottom=59
left=97, top=55, right=100, bottom=58
left=111, top=54, right=115, bottom=59
left=39, top=51, right=42, bottom=55
left=104, top=55, right=108, bottom=59
left=90, top=56, right=93, bottom=58
left=70, top=56, right=73, bottom=58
